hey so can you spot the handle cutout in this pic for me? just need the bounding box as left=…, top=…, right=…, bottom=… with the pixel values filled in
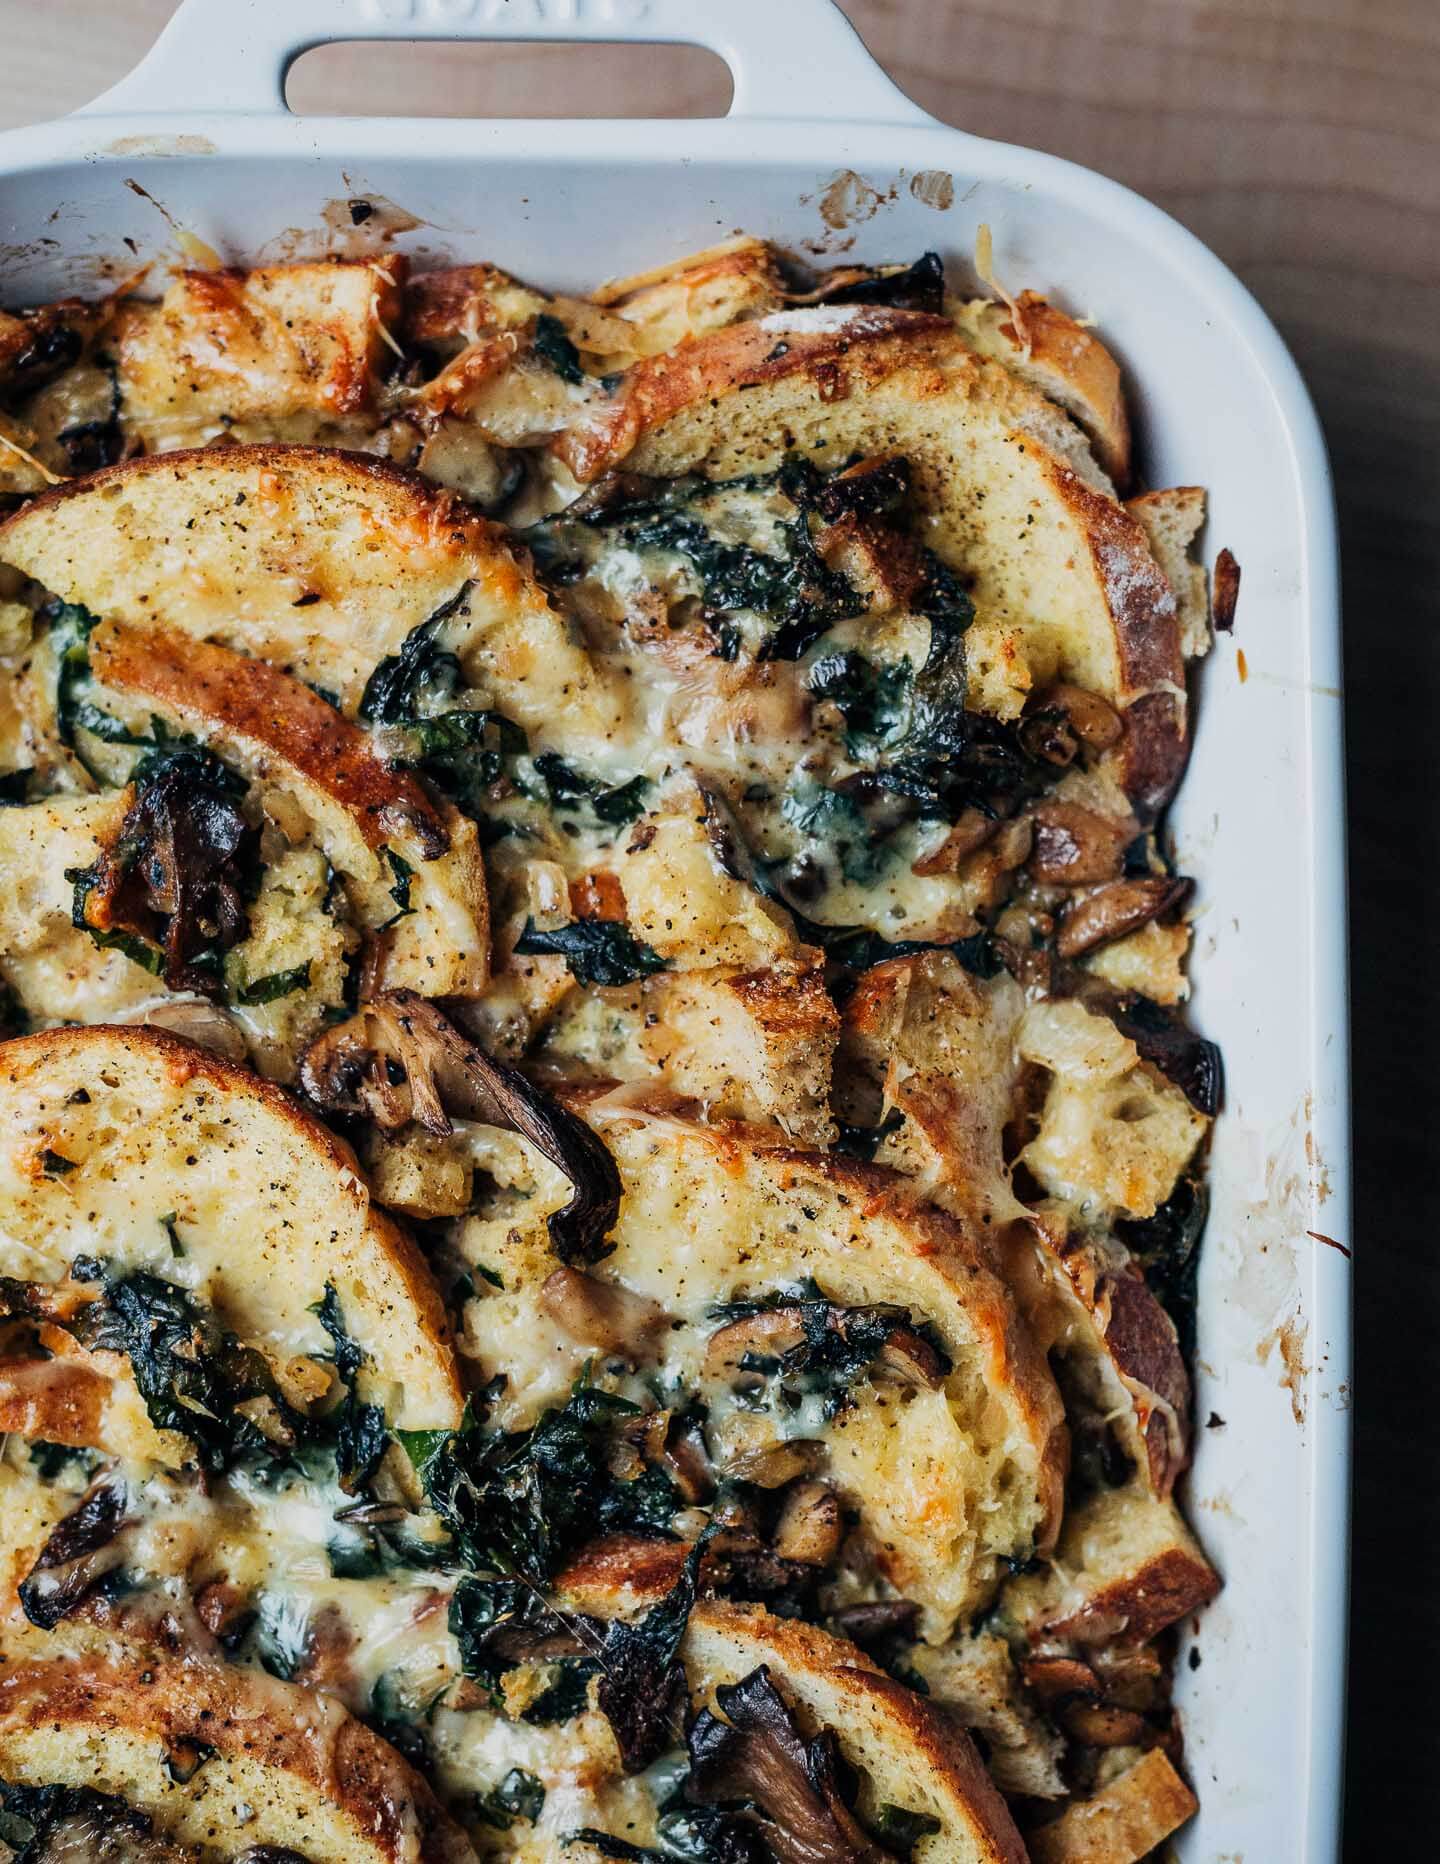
left=285, top=37, right=732, bottom=117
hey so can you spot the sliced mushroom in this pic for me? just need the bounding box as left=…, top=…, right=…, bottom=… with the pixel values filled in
left=910, top=805, right=1003, bottom=877
left=540, top=1266, right=668, bottom=1356
left=114, top=996, right=248, bottom=1064
left=1056, top=875, right=1192, bottom=958
left=873, top=1326, right=949, bottom=1389
left=1027, top=803, right=1132, bottom=887
left=721, top=1440, right=826, bottom=1490
left=1019, top=1655, right=1102, bottom=1709
left=704, top=1308, right=809, bottom=1378
left=828, top=1600, right=921, bottom=1656
left=1058, top=1701, right=1152, bottom=1748
left=1029, top=683, right=1124, bottom=752
left=686, top=1665, right=896, bottom=1864
left=772, top=1481, right=843, bottom=1567
left=300, top=990, right=621, bottom=1263
left=71, top=750, right=256, bottom=999
left=17, top=1480, right=131, bottom=1629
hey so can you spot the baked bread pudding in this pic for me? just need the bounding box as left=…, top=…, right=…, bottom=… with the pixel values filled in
left=0, top=233, right=1226, bottom=1863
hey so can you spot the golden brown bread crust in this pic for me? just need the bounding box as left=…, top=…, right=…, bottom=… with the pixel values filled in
left=1026, top=1748, right=1198, bottom=1863
left=1043, top=1539, right=1222, bottom=1647
left=0, top=1655, right=476, bottom=1864
left=957, top=291, right=1132, bottom=487
left=553, top=308, right=952, bottom=482
left=0, top=1352, right=109, bottom=1446
left=0, top=441, right=485, bottom=542
left=91, top=619, right=454, bottom=858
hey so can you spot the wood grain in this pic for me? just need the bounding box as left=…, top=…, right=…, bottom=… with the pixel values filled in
left=1, top=1, right=1436, bottom=1851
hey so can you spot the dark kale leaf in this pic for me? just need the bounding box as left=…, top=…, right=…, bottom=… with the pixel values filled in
left=597, top=1539, right=703, bottom=1771
left=419, top=1376, right=667, bottom=1587
left=234, top=962, right=311, bottom=1007
left=406, top=708, right=528, bottom=815
left=63, top=1272, right=313, bottom=1476
left=564, top=1832, right=658, bottom=1859
left=816, top=926, right=1007, bottom=982
left=311, top=1282, right=389, bottom=1493
left=1117, top=1174, right=1209, bottom=1361
left=379, top=847, right=416, bottom=929
left=449, top=1577, right=588, bottom=1693
left=653, top=1810, right=765, bottom=1863
left=474, top=1768, right=546, bottom=1831
left=815, top=252, right=946, bottom=315
left=808, top=651, right=912, bottom=756
left=563, top=1810, right=762, bottom=1862
left=561, top=467, right=865, bottom=659
left=46, top=599, right=102, bottom=751
left=515, top=917, right=667, bottom=987
left=27, top=1440, right=101, bottom=1482
left=534, top=753, right=651, bottom=826
left=780, top=780, right=882, bottom=886
left=868, top=1805, right=942, bottom=1859
left=358, top=585, right=472, bottom=724
left=250, top=1590, right=311, bottom=1681
left=534, top=313, right=585, bottom=385
left=524, top=1659, right=601, bottom=1724
left=364, top=1671, right=438, bottom=1771
left=596, top=1461, right=683, bottom=1537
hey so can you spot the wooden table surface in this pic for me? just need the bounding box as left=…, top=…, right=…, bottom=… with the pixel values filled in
left=3, top=1, right=1436, bottom=1852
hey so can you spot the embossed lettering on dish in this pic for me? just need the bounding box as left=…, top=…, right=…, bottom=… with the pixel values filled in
left=359, top=0, right=651, bottom=24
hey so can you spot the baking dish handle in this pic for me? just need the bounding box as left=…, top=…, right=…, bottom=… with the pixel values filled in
left=78, top=0, right=933, bottom=127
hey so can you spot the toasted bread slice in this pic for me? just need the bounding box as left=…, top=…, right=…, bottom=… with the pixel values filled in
left=554, top=310, right=1185, bottom=812
left=839, top=955, right=1194, bottom=1497
left=0, top=446, right=616, bottom=731
left=837, top=951, right=1030, bottom=1232
left=589, top=234, right=785, bottom=364
left=1125, top=486, right=1209, bottom=659
left=109, top=260, right=405, bottom=453
left=1027, top=1748, right=1197, bottom=1864
left=951, top=293, right=1131, bottom=487
left=460, top=1102, right=1065, bottom=1633
left=556, top=1547, right=1026, bottom=1864
left=0, top=1025, right=463, bottom=1461
left=535, top=954, right=839, bottom=1150
left=905, top=1629, right=1068, bottom=1800
left=0, top=1653, right=476, bottom=1863
left=685, top=1602, right=1027, bottom=1864
left=90, top=619, right=489, bottom=1000
left=1004, top=1477, right=1220, bottom=1646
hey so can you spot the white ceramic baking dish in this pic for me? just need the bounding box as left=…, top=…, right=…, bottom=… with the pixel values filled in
left=0, top=2, right=1351, bottom=1854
